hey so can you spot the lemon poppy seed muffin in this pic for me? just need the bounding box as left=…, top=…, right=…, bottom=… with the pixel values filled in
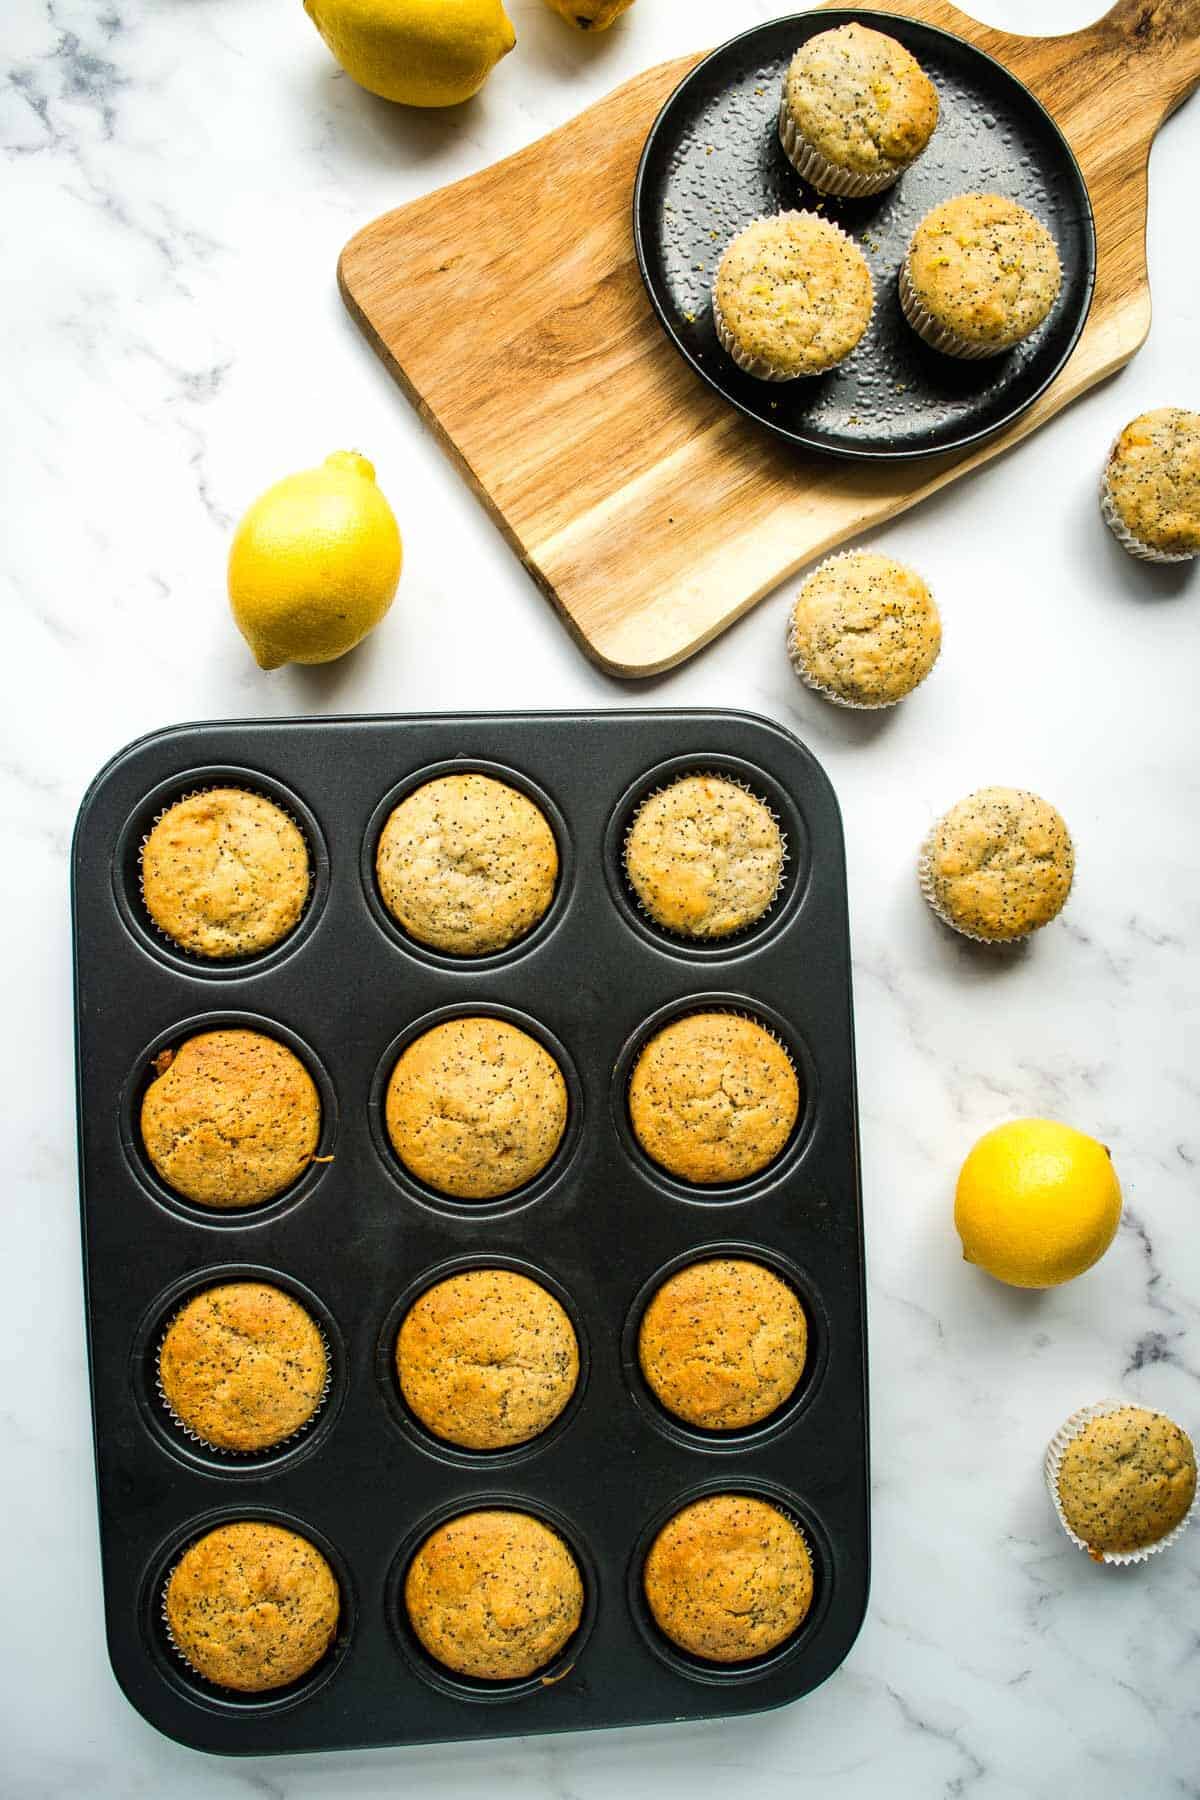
left=158, top=1282, right=328, bottom=1453
left=780, top=23, right=939, bottom=196
left=140, top=1029, right=321, bottom=1208
left=376, top=773, right=558, bottom=955
left=788, top=552, right=942, bottom=707
left=919, top=787, right=1074, bottom=944
left=1101, top=408, right=1200, bottom=562
left=628, top=1013, right=799, bottom=1185
left=405, top=1510, right=584, bottom=1680
left=638, top=1259, right=808, bottom=1431
left=643, top=1495, right=813, bottom=1662
left=713, top=212, right=873, bottom=381
left=397, top=1269, right=579, bottom=1449
left=900, top=193, right=1062, bottom=358
left=624, top=775, right=784, bottom=939
left=1048, top=1403, right=1197, bottom=1560
left=385, top=1016, right=567, bottom=1200
left=140, top=788, right=310, bottom=959
left=165, top=1521, right=339, bottom=1692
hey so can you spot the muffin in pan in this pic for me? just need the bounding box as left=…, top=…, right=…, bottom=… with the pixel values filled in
left=779, top=23, right=939, bottom=197
left=713, top=212, right=874, bottom=381
left=140, top=1029, right=321, bottom=1209
left=623, top=774, right=785, bottom=940
left=899, top=193, right=1062, bottom=358
left=628, top=1012, right=800, bottom=1185
left=643, top=1494, right=813, bottom=1663
left=140, top=787, right=310, bottom=959
left=919, top=787, right=1074, bottom=944
left=787, top=552, right=942, bottom=708
left=638, top=1258, right=808, bottom=1431
left=385, top=1016, right=568, bottom=1200
left=376, top=772, right=558, bottom=955
left=1101, top=408, right=1200, bottom=562
left=164, top=1520, right=340, bottom=1692
left=396, top=1268, right=579, bottom=1450
left=1046, top=1401, right=1197, bottom=1563
left=404, top=1510, right=584, bottom=1681
left=158, top=1281, right=328, bottom=1453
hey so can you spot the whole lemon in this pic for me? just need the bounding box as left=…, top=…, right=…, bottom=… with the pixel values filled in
left=228, top=452, right=402, bottom=670
left=542, top=0, right=635, bottom=27
left=955, top=1118, right=1122, bottom=1289
left=304, top=0, right=516, bottom=107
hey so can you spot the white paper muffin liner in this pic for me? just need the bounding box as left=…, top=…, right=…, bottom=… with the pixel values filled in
left=1044, top=1398, right=1199, bottom=1565
left=897, top=254, right=1011, bottom=361
left=777, top=97, right=904, bottom=197
left=622, top=771, right=788, bottom=941
left=156, top=1292, right=331, bottom=1458
left=712, top=213, right=874, bottom=382
left=786, top=549, right=941, bottom=710
left=1099, top=450, right=1198, bottom=564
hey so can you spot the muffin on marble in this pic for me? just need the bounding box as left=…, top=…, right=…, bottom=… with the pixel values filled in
left=779, top=23, right=939, bottom=196
left=376, top=773, right=559, bottom=955
left=140, top=1029, right=321, bottom=1208
left=405, top=1510, right=584, bottom=1680
left=1046, top=1401, right=1197, bottom=1562
left=385, top=1016, right=567, bottom=1200
left=1101, top=408, right=1200, bottom=562
left=787, top=552, right=941, bottom=707
left=919, top=787, right=1074, bottom=944
left=628, top=1012, right=799, bottom=1185
left=638, top=1258, right=808, bottom=1431
left=624, top=775, right=785, bottom=939
left=713, top=212, right=874, bottom=381
left=158, top=1282, right=328, bottom=1453
left=140, top=788, right=310, bottom=959
left=165, top=1521, right=339, bottom=1692
left=643, top=1494, right=813, bottom=1662
left=900, top=193, right=1062, bottom=358
left=396, top=1268, right=579, bottom=1449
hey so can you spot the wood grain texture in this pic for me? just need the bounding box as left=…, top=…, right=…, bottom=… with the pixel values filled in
left=339, top=0, right=1200, bottom=676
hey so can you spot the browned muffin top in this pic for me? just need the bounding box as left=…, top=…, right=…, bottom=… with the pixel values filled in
left=643, top=1494, right=813, bottom=1662
left=1057, top=1406, right=1196, bottom=1557
left=624, top=776, right=784, bottom=939
left=159, top=1282, right=327, bottom=1452
left=638, top=1259, right=808, bottom=1431
left=1105, top=408, right=1200, bottom=555
left=165, top=1521, right=339, bottom=1692
left=922, top=786, right=1074, bottom=942
left=141, top=788, right=310, bottom=959
left=628, top=1012, right=799, bottom=1185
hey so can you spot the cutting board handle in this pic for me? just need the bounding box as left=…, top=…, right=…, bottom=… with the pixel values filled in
left=1086, top=0, right=1200, bottom=122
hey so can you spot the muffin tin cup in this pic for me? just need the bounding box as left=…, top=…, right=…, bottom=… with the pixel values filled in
left=786, top=550, right=943, bottom=711
left=1099, top=457, right=1198, bottom=565
left=1044, top=1398, right=1200, bottom=1566
left=897, top=254, right=1011, bottom=361
left=712, top=213, right=875, bottom=382
left=74, top=710, right=867, bottom=1755
left=777, top=98, right=905, bottom=197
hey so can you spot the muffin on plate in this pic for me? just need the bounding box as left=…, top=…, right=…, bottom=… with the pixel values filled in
left=376, top=772, right=558, bottom=955
left=397, top=1268, right=579, bottom=1449
left=140, top=787, right=310, bottom=959
left=1046, top=1401, right=1197, bottom=1563
left=919, top=787, right=1074, bottom=944
left=643, top=1494, right=813, bottom=1662
left=385, top=1016, right=567, bottom=1200
left=713, top=212, right=874, bottom=381
left=140, top=1029, right=321, bottom=1208
left=788, top=551, right=941, bottom=707
left=638, top=1258, right=808, bottom=1431
left=158, top=1281, right=328, bottom=1453
left=779, top=22, right=939, bottom=196
left=624, top=775, right=785, bottom=939
left=1101, top=408, right=1200, bottom=562
left=628, top=1012, right=799, bottom=1185
left=900, top=193, right=1062, bottom=358
left=165, top=1521, right=339, bottom=1692
left=405, top=1510, right=584, bottom=1680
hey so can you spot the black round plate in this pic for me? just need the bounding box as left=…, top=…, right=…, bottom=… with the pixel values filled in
left=633, top=9, right=1096, bottom=461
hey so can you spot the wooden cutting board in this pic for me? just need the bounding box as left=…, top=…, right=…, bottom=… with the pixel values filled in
left=339, top=0, right=1200, bottom=677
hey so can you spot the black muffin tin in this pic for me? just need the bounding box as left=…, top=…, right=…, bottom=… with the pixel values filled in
left=71, top=710, right=868, bottom=1756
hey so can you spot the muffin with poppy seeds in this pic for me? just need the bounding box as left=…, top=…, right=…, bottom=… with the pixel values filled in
left=158, top=1282, right=328, bottom=1452
left=919, top=787, right=1074, bottom=943
left=713, top=212, right=874, bottom=381
left=628, top=1012, right=799, bottom=1185
left=900, top=193, right=1061, bottom=358
left=643, top=1494, right=813, bottom=1662
left=1047, top=1402, right=1197, bottom=1561
left=624, top=775, right=784, bottom=939
left=779, top=22, right=939, bottom=196
left=1101, top=408, right=1200, bottom=562
left=165, top=1521, right=340, bottom=1691
left=638, top=1259, right=808, bottom=1431
left=141, top=788, right=310, bottom=958
left=788, top=552, right=942, bottom=708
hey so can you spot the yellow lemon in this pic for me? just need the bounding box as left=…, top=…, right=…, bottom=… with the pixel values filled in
left=228, top=452, right=402, bottom=670
left=304, top=0, right=516, bottom=107
left=541, top=0, right=635, bottom=27
left=955, top=1118, right=1122, bottom=1289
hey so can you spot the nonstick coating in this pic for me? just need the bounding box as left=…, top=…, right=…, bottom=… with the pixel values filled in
left=633, top=9, right=1096, bottom=460
left=72, top=712, right=867, bottom=1755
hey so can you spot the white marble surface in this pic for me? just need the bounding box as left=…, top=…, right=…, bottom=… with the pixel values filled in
left=3, top=0, right=1199, bottom=1792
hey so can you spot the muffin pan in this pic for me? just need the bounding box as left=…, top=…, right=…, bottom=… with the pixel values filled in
left=72, top=710, right=868, bottom=1754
